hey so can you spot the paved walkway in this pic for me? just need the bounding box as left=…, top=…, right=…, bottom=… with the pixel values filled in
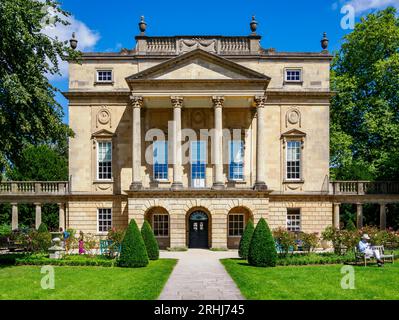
left=158, top=249, right=244, bottom=300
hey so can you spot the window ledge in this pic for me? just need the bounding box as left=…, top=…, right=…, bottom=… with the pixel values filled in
left=227, top=179, right=247, bottom=184
left=283, top=81, right=303, bottom=85
left=93, top=180, right=114, bottom=184
left=94, top=81, right=114, bottom=86
left=283, top=179, right=304, bottom=184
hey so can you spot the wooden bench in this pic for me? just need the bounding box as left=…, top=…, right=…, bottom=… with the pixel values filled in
left=355, top=245, right=395, bottom=266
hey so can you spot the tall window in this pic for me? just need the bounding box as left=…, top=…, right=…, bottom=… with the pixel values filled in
left=98, top=141, right=112, bottom=180
left=229, top=140, right=244, bottom=180
left=191, top=141, right=206, bottom=187
left=153, top=214, right=169, bottom=237
left=153, top=141, right=168, bottom=180
left=287, top=208, right=301, bottom=232
left=285, top=69, right=302, bottom=82
left=286, top=140, right=301, bottom=180
left=98, top=208, right=112, bottom=232
left=97, top=70, right=112, bottom=82
left=228, top=214, right=245, bottom=236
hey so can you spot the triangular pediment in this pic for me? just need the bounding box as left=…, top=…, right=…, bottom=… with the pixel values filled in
left=126, top=49, right=270, bottom=81
left=91, top=129, right=114, bottom=138
left=281, top=129, right=306, bottom=138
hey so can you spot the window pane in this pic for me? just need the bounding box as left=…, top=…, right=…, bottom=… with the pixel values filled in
left=98, top=208, right=112, bottom=233
left=153, top=214, right=169, bottom=237
left=229, top=140, right=244, bottom=180
left=153, top=141, right=168, bottom=180
left=286, top=141, right=301, bottom=180
left=287, top=209, right=301, bottom=232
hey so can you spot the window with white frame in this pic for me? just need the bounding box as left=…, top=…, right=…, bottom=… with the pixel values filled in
left=97, top=141, right=112, bottom=180
left=153, top=214, right=169, bottom=237
left=153, top=141, right=168, bottom=180
left=228, top=214, right=245, bottom=236
left=191, top=141, right=206, bottom=187
left=286, top=140, right=301, bottom=180
left=229, top=140, right=244, bottom=180
left=98, top=208, right=112, bottom=232
left=96, top=70, right=113, bottom=82
left=285, top=69, right=302, bottom=82
left=287, top=208, right=301, bottom=232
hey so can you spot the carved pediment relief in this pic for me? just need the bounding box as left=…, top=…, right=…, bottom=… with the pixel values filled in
left=281, top=129, right=306, bottom=139
left=179, top=38, right=217, bottom=54
left=91, top=129, right=114, bottom=139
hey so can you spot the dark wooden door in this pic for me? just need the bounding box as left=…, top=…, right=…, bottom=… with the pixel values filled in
left=189, top=212, right=208, bottom=248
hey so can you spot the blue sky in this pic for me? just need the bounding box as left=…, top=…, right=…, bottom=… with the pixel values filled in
left=50, top=0, right=399, bottom=123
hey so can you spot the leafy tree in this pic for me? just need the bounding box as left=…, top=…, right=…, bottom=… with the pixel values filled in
left=331, top=7, right=399, bottom=181
left=0, top=0, right=79, bottom=174
left=238, top=220, right=254, bottom=259
left=141, top=220, right=159, bottom=260
left=118, top=219, right=149, bottom=268
left=248, top=218, right=277, bottom=267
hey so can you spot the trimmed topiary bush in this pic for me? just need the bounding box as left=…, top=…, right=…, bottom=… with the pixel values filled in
left=118, top=219, right=149, bottom=268
left=37, top=223, right=48, bottom=233
left=248, top=218, right=277, bottom=267
left=238, top=219, right=254, bottom=259
left=141, top=220, right=159, bottom=260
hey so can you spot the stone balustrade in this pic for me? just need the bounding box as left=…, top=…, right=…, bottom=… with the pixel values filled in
left=331, top=181, right=399, bottom=195
left=0, top=181, right=69, bottom=195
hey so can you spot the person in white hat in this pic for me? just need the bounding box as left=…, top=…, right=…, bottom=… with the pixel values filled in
left=358, top=234, right=384, bottom=266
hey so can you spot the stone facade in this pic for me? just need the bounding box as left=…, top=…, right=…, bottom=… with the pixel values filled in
left=64, top=25, right=334, bottom=249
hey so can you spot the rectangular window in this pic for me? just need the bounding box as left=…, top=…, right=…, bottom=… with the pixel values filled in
left=98, top=208, right=112, bottom=233
left=285, top=69, right=302, bottom=82
left=153, top=141, right=168, bottom=180
left=191, top=141, right=206, bottom=187
left=153, top=214, right=169, bottom=237
left=228, top=214, right=245, bottom=236
left=97, top=70, right=113, bottom=82
left=98, top=141, right=112, bottom=180
left=286, top=140, right=301, bottom=180
left=287, top=208, right=301, bottom=232
left=229, top=140, right=244, bottom=180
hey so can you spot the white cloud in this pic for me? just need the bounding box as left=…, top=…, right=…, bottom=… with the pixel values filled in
left=41, top=7, right=100, bottom=80
left=346, top=0, right=399, bottom=14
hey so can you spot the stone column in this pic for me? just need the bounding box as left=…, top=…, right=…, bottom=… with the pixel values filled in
left=130, top=95, right=143, bottom=190
left=356, top=203, right=363, bottom=229
left=171, top=96, right=183, bottom=189
left=212, top=96, right=224, bottom=189
left=254, top=95, right=267, bottom=190
left=58, top=203, right=65, bottom=230
left=11, top=203, right=18, bottom=231
left=333, top=202, right=340, bottom=229
left=35, top=203, right=42, bottom=229
left=380, top=203, right=387, bottom=230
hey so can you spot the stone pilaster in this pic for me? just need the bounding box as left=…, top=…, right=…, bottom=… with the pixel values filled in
left=58, top=203, right=65, bottom=230
left=356, top=203, right=363, bottom=228
left=130, top=95, right=143, bottom=190
left=212, top=96, right=224, bottom=189
left=171, top=96, right=183, bottom=190
left=333, top=202, right=340, bottom=229
left=35, top=203, right=42, bottom=229
left=380, top=203, right=387, bottom=230
left=254, top=95, right=267, bottom=190
left=11, top=203, right=18, bottom=231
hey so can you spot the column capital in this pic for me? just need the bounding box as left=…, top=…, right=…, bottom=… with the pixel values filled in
left=254, top=95, right=267, bottom=108
left=171, top=96, right=184, bottom=108
left=129, top=95, right=143, bottom=108
left=212, top=96, right=225, bottom=108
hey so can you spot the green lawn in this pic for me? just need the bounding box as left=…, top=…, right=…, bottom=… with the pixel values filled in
left=221, top=259, right=399, bottom=300
left=0, top=259, right=177, bottom=300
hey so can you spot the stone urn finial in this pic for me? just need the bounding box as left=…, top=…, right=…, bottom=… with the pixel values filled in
left=250, top=16, right=258, bottom=35
left=69, top=32, right=78, bottom=50
left=139, top=16, right=147, bottom=35
left=321, top=32, right=329, bottom=51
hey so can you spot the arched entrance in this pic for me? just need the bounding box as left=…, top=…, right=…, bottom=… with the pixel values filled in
left=188, top=211, right=209, bottom=248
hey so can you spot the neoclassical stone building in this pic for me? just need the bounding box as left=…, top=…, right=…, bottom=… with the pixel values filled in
left=63, top=18, right=334, bottom=249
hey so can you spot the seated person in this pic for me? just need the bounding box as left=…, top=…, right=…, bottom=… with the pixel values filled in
left=358, top=234, right=384, bottom=267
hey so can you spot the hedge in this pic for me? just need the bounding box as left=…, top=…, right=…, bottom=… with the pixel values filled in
left=238, top=219, right=254, bottom=259
left=141, top=220, right=159, bottom=260
left=248, top=218, right=277, bottom=267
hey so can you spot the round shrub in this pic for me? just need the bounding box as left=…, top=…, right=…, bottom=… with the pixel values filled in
left=118, top=219, right=149, bottom=268
left=248, top=218, right=277, bottom=267
left=238, top=219, right=254, bottom=259
left=37, top=223, right=48, bottom=233
left=141, top=220, right=159, bottom=260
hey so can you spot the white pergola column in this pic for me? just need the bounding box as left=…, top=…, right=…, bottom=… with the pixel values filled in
left=11, top=203, right=18, bottom=231
left=35, top=203, right=42, bottom=229
left=130, top=95, right=143, bottom=190
left=333, top=202, right=340, bottom=229
left=212, top=96, right=224, bottom=189
left=171, top=96, right=183, bottom=189
left=356, top=202, right=363, bottom=228
left=58, top=203, right=65, bottom=230
left=380, top=203, right=387, bottom=230
left=254, top=95, right=267, bottom=190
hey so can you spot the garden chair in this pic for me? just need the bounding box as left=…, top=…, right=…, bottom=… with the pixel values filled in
left=355, top=245, right=394, bottom=266
left=372, top=245, right=394, bottom=264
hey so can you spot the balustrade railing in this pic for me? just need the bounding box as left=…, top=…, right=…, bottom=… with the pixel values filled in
left=0, top=182, right=68, bottom=195
left=332, top=181, right=399, bottom=195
